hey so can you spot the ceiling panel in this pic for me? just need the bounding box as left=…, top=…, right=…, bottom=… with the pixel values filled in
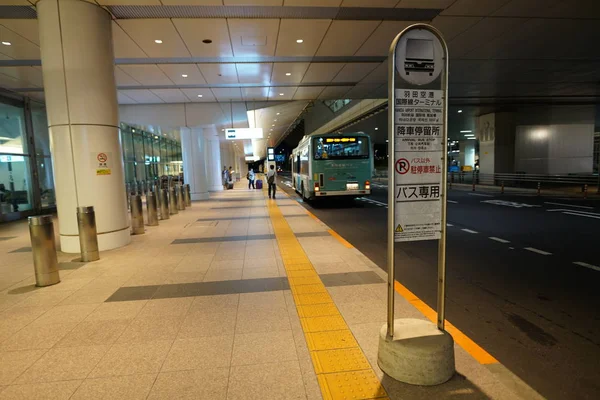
left=293, top=86, right=325, bottom=100
left=227, top=19, right=280, bottom=57
left=180, top=88, right=217, bottom=102
left=0, top=19, right=39, bottom=46
left=271, top=62, right=310, bottom=83
left=316, top=21, right=380, bottom=56
left=441, top=0, right=512, bottom=16
left=242, top=87, right=270, bottom=101
left=158, top=64, right=207, bottom=85
left=225, top=0, right=283, bottom=4
left=431, top=16, right=482, bottom=42
left=0, top=66, right=43, bottom=87
left=0, top=25, right=40, bottom=59
left=397, top=0, right=454, bottom=7
left=448, top=17, right=522, bottom=58
left=116, top=19, right=192, bottom=58
left=359, top=62, right=387, bottom=84
left=355, top=21, right=415, bottom=56
left=332, top=63, right=379, bottom=82
left=117, top=92, right=137, bottom=104
left=539, top=0, right=600, bottom=18
left=0, top=72, right=26, bottom=89
left=344, top=83, right=381, bottom=99
left=236, top=63, right=273, bottom=84
left=161, top=0, right=222, bottom=4
left=302, top=63, right=345, bottom=83
left=119, top=89, right=164, bottom=103
left=284, top=0, right=341, bottom=5
left=197, top=63, right=239, bottom=84
left=491, top=0, right=563, bottom=17
left=114, top=66, right=142, bottom=86
left=268, top=86, right=296, bottom=101
left=172, top=19, right=234, bottom=58
left=212, top=87, right=244, bottom=101
left=22, top=91, right=45, bottom=102
left=97, top=0, right=161, bottom=5
left=318, top=86, right=352, bottom=99
left=112, top=22, right=147, bottom=59
left=118, top=65, right=174, bottom=86
left=275, top=19, right=332, bottom=57
left=341, top=0, right=399, bottom=7
left=151, top=89, right=189, bottom=103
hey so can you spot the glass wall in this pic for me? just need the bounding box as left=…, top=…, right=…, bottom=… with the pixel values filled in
left=119, top=123, right=182, bottom=185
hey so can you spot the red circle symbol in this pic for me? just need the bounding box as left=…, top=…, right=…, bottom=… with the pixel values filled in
left=97, top=153, right=108, bottom=163
left=395, top=158, right=410, bottom=175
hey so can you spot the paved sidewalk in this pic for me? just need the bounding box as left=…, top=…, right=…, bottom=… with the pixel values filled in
left=0, top=182, right=543, bottom=399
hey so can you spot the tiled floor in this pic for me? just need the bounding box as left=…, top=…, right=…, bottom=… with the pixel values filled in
left=0, top=182, right=535, bottom=399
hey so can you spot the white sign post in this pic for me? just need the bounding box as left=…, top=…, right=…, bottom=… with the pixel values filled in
left=378, top=24, right=455, bottom=386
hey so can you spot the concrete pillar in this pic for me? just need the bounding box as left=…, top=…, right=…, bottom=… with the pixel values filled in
left=38, top=0, right=130, bottom=252
left=477, top=112, right=516, bottom=175
left=204, top=126, right=223, bottom=192
left=181, top=127, right=209, bottom=200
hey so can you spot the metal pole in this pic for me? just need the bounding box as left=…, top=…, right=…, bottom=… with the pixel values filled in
left=169, top=186, right=179, bottom=215
left=501, top=181, right=505, bottom=194
left=160, top=189, right=170, bottom=220
left=130, top=194, right=145, bottom=234
left=584, top=184, right=588, bottom=199
left=184, top=184, right=192, bottom=206
left=28, top=215, right=60, bottom=287
left=537, top=182, right=541, bottom=196
left=472, top=171, right=475, bottom=191
left=77, top=206, right=99, bottom=262
left=147, top=191, right=159, bottom=226
left=177, top=185, right=186, bottom=210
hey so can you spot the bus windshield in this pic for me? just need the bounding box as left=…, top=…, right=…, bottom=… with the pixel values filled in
left=313, top=137, right=369, bottom=160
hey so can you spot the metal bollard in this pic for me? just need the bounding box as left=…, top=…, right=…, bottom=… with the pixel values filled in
left=501, top=181, right=505, bottom=194
left=169, top=187, right=179, bottom=215
left=147, top=191, right=159, bottom=226
left=160, top=189, right=170, bottom=220
left=130, top=194, right=145, bottom=234
left=583, top=184, right=588, bottom=199
left=472, top=173, right=475, bottom=191
left=77, top=206, right=99, bottom=262
left=177, top=186, right=186, bottom=210
left=28, top=215, right=60, bottom=287
left=184, top=184, right=192, bottom=207
left=537, top=182, right=541, bottom=196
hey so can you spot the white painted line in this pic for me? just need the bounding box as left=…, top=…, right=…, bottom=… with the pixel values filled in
left=447, top=200, right=458, bottom=204
left=468, top=193, right=494, bottom=197
left=573, top=261, right=600, bottom=272
left=524, top=247, right=552, bottom=256
left=564, top=212, right=600, bottom=220
left=489, top=237, right=510, bottom=244
left=461, top=229, right=478, bottom=234
left=545, top=202, right=593, bottom=210
left=446, top=223, right=453, bottom=227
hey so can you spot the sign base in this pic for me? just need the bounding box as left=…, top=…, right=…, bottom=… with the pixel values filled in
left=377, top=318, right=455, bottom=386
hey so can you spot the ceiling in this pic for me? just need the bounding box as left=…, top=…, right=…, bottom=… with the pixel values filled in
left=0, top=0, right=599, bottom=150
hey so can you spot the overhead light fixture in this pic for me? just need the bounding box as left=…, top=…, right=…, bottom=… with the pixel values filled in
left=154, top=136, right=159, bottom=139
left=154, top=39, right=163, bottom=44
left=467, top=137, right=477, bottom=140
left=181, top=74, right=188, bottom=78
left=279, top=93, right=284, bottom=96
left=296, top=39, right=303, bottom=43
left=460, top=130, right=472, bottom=133
left=197, top=94, right=203, bottom=98
left=274, top=119, right=277, bottom=122
left=464, top=134, right=475, bottom=137
left=458, top=109, right=463, bottom=113
left=132, top=129, right=135, bottom=132
left=375, top=127, right=379, bottom=131
left=272, top=124, right=275, bottom=127
left=1, top=41, right=11, bottom=46
left=285, top=73, right=291, bottom=76
left=276, top=112, right=280, bottom=115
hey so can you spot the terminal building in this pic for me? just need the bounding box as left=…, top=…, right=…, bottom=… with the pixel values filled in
left=0, top=1, right=599, bottom=399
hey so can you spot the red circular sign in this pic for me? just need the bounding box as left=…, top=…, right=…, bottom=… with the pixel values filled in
left=395, top=158, right=410, bottom=175
left=97, top=153, right=108, bottom=163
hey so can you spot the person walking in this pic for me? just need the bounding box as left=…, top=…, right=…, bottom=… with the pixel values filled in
left=267, top=164, right=277, bottom=199
left=247, top=168, right=255, bottom=189
left=222, top=166, right=229, bottom=190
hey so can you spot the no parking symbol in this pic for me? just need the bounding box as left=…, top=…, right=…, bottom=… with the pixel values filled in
left=395, top=158, right=410, bottom=175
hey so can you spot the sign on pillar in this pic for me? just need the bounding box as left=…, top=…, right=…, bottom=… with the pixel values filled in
left=378, top=24, right=455, bottom=387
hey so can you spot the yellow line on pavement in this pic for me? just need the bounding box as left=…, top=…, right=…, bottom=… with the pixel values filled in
left=328, top=229, right=354, bottom=249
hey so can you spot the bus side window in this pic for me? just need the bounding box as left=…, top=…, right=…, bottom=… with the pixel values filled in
left=296, top=155, right=301, bottom=174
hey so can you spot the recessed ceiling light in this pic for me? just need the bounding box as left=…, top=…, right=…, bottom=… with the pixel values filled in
left=374, top=127, right=379, bottom=130
left=458, top=110, right=463, bottom=113
left=154, top=39, right=163, bottom=44
left=272, top=124, right=275, bottom=127
left=132, top=129, right=135, bottom=132
left=285, top=73, right=291, bottom=76
left=154, top=136, right=159, bottom=139
left=1, top=41, right=11, bottom=46
left=276, top=112, right=280, bottom=115
left=274, top=119, right=277, bottom=122
left=197, top=94, right=203, bottom=97
left=296, top=39, right=303, bottom=43
left=460, top=130, right=472, bottom=133
left=181, top=74, right=188, bottom=78
left=202, top=39, right=212, bottom=44
left=279, top=93, right=284, bottom=96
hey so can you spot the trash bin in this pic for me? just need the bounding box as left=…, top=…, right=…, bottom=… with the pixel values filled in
left=28, top=215, right=60, bottom=287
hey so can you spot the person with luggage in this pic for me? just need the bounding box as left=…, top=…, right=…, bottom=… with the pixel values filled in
left=227, top=166, right=234, bottom=189
left=222, top=166, right=229, bottom=190
left=267, top=164, right=277, bottom=199
left=247, top=168, right=255, bottom=189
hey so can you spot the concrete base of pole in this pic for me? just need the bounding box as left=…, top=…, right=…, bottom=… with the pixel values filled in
left=377, top=319, right=455, bottom=386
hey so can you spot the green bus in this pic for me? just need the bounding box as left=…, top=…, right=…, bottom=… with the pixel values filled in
left=291, top=132, right=372, bottom=201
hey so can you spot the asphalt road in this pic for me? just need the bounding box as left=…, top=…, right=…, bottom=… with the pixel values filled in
left=277, top=175, right=600, bottom=400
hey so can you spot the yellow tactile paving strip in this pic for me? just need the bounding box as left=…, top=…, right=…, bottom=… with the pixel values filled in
left=266, top=198, right=389, bottom=400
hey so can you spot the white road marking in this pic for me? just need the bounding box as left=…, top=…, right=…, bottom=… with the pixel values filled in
left=524, top=247, right=552, bottom=256
left=544, top=202, right=593, bottom=210
left=509, top=247, right=515, bottom=250
left=573, top=261, right=600, bottom=272
left=446, top=223, right=453, bottom=227
left=489, top=237, right=510, bottom=244
left=564, top=212, right=600, bottom=220
left=482, top=199, right=540, bottom=208
left=461, top=229, right=478, bottom=234
left=447, top=200, right=458, bottom=204
left=468, top=193, right=494, bottom=197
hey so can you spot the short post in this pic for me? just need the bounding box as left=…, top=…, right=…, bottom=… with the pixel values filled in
left=147, top=191, right=159, bottom=226
left=472, top=171, right=476, bottom=191
left=130, top=194, right=145, bottom=234
left=184, top=184, right=192, bottom=206
left=177, top=185, right=186, bottom=210
left=537, top=182, right=541, bottom=196
left=583, top=184, right=588, bottom=199
left=169, top=186, right=179, bottom=215
left=501, top=181, right=505, bottom=194
left=449, top=172, right=453, bottom=189
left=160, top=189, right=170, bottom=220
left=28, top=215, right=60, bottom=287
left=76, top=206, right=99, bottom=262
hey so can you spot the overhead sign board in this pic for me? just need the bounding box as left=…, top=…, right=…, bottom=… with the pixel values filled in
left=391, top=27, right=446, bottom=243
left=267, top=147, right=275, bottom=161
left=225, top=128, right=263, bottom=140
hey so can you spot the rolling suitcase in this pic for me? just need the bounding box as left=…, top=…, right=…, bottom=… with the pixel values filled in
left=256, top=179, right=263, bottom=189
left=227, top=180, right=234, bottom=190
